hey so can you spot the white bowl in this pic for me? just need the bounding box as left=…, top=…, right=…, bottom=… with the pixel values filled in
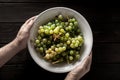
left=28, top=7, right=93, bottom=73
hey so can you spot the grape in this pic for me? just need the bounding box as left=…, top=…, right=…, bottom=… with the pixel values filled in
left=45, top=29, right=49, bottom=34
left=51, top=24, right=55, bottom=29
left=40, top=28, right=44, bottom=33
left=55, top=19, right=59, bottom=23
left=70, top=50, right=74, bottom=55
left=35, top=39, right=40, bottom=44
left=65, top=33, right=70, bottom=38
left=69, top=23, right=73, bottom=26
left=42, top=38, right=47, bottom=43
left=37, top=35, right=41, bottom=40
left=60, top=29, right=65, bottom=33
left=34, top=14, right=84, bottom=64
left=50, top=30, right=53, bottom=34
left=67, top=40, right=71, bottom=45
left=68, top=26, right=72, bottom=30
left=58, top=15, right=63, bottom=20
left=75, top=54, right=80, bottom=60
left=39, top=47, right=43, bottom=52
left=74, top=21, right=78, bottom=26
left=38, top=30, right=41, bottom=34
left=69, top=56, right=73, bottom=61
left=48, top=22, right=52, bottom=26
left=62, top=46, right=66, bottom=51
left=71, top=18, right=76, bottom=22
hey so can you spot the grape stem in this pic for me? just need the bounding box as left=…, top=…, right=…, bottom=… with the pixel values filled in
left=53, top=34, right=61, bottom=41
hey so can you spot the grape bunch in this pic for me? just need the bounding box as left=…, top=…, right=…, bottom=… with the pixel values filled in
left=34, top=14, right=84, bottom=64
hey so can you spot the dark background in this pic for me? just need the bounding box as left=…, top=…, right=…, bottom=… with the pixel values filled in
left=0, top=0, right=120, bottom=80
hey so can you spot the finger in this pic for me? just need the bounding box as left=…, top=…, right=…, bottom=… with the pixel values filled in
left=25, top=16, right=37, bottom=24
left=86, top=53, right=92, bottom=70
left=26, top=19, right=34, bottom=31
left=21, top=16, right=37, bottom=32
left=72, top=53, right=92, bottom=73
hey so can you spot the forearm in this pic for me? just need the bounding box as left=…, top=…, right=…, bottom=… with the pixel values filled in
left=0, top=39, right=22, bottom=67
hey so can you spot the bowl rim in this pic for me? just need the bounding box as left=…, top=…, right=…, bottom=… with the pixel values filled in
left=28, top=7, right=93, bottom=73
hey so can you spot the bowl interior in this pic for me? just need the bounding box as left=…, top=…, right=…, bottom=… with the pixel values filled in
left=28, top=7, right=93, bottom=73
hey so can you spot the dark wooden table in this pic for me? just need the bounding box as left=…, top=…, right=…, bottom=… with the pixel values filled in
left=0, top=1, right=120, bottom=80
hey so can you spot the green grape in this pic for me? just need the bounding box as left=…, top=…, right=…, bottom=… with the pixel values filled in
left=70, top=50, right=74, bottom=55
left=68, top=26, right=72, bottom=30
left=37, top=43, right=41, bottom=47
left=51, top=24, right=55, bottom=29
left=61, top=22, right=65, bottom=26
left=47, top=40, right=51, bottom=44
left=50, top=30, right=53, bottom=34
left=35, top=39, right=40, bottom=44
left=75, top=43, right=79, bottom=47
left=72, top=40, right=75, bottom=44
left=56, top=23, right=60, bottom=26
left=57, top=44, right=60, bottom=47
left=68, top=19, right=72, bottom=22
left=37, top=35, right=41, bottom=40
left=39, top=26, right=43, bottom=29
left=45, top=29, right=49, bottom=34
left=76, top=40, right=79, bottom=44
left=42, top=38, right=47, bottom=43
left=75, top=54, right=80, bottom=60
left=55, top=19, right=59, bottom=23
left=71, top=18, right=76, bottom=22
left=60, top=29, right=65, bottom=33
left=39, top=47, right=43, bottom=52
left=47, top=22, right=52, bottom=26
left=40, top=28, right=44, bottom=33
left=69, top=56, right=73, bottom=61
left=69, top=23, right=73, bottom=26
left=58, top=47, right=63, bottom=52
left=58, top=14, right=63, bottom=20
left=65, top=27, right=69, bottom=31
left=65, top=22, right=68, bottom=26
left=62, top=46, right=66, bottom=51
left=74, top=21, right=78, bottom=26
left=60, top=37, right=64, bottom=41
left=67, top=40, right=71, bottom=45
left=40, top=33, right=44, bottom=37
left=34, top=14, right=84, bottom=64
left=51, top=45, right=55, bottom=50
left=65, top=33, right=70, bottom=38
left=59, top=43, right=63, bottom=46
left=70, top=43, right=74, bottom=48
left=55, top=48, right=59, bottom=52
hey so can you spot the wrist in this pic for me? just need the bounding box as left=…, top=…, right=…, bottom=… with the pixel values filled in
left=12, top=38, right=23, bottom=51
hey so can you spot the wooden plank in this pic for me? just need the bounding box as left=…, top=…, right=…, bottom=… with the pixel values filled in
left=0, top=3, right=98, bottom=22
left=1, top=63, right=120, bottom=80
left=1, top=43, right=120, bottom=65
left=0, top=0, right=95, bottom=3
left=0, top=23, right=21, bottom=43
left=0, top=64, right=25, bottom=80
left=81, top=64, right=120, bottom=80
left=93, top=44, right=120, bottom=64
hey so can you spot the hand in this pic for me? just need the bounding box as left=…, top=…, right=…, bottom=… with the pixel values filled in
left=14, top=16, right=37, bottom=50
left=65, top=53, right=92, bottom=80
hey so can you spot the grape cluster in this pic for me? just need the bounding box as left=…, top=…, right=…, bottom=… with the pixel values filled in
left=34, top=14, right=84, bottom=64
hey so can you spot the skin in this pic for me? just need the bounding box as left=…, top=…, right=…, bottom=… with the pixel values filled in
left=65, top=53, right=92, bottom=80
left=0, top=16, right=36, bottom=67
left=0, top=16, right=92, bottom=80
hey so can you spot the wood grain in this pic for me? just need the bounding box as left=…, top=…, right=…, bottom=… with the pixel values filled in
left=0, top=1, right=120, bottom=80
